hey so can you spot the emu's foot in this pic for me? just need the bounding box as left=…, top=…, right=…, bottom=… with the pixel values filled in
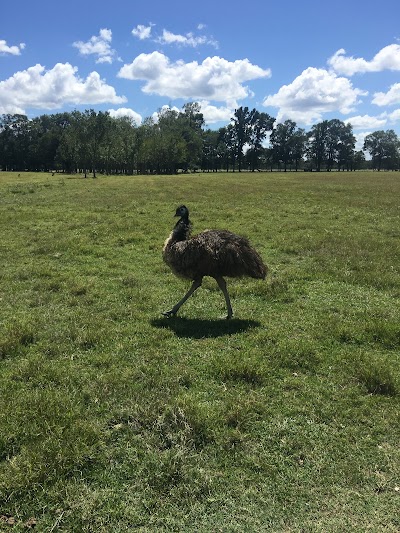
left=162, top=309, right=177, bottom=318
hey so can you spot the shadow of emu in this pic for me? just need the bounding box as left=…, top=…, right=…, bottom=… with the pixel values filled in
left=151, top=317, right=261, bottom=339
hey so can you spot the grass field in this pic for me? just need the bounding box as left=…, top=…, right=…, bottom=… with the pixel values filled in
left=0, top=170, right=399, bottom=531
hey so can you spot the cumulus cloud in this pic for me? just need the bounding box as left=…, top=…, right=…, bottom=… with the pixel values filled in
left=152, top=104, right=181, bottom=123
left=132, top=23, right=218, bottom=48
left=263, top=67, right=366, bottom=124
left=152, top=103, right=233, bottom=125
left=345, top=114, right=388, bottom=130
left=198, top=100, right=233, bottom=124
left=345, top=109, right=400, bottom=131
left=157, top=29, right=218, bottom=48
left=118, top=52, right=271, bottom=103
left=0, top=63, right=126, bottom=114
left=0, top=39, right=26, bottom=56
left=108, top=107, right=142, bottom=125
left=73, top=28, right=118, bottom=64
left=328, top=44, right=400, bottom=75
left=342, top=111, right=400, bottom=149
left=354, top=131, right=372, bottom=151
left=372, top=82, right=400, bottom=106
left=132, top=24, right=153, bottom=40
left=387, top=108, right=400, bottom=123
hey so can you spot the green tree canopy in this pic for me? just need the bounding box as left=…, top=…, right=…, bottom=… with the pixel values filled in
left=1, top=105, right=400, bottom=174
left=363, top=130, right=400, bottom=170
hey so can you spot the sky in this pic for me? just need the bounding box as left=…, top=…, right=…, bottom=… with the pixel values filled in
left=1, top=0, right=400, bottom=148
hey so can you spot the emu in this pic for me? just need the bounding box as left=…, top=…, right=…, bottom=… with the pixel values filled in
left=162, top=205, right=267, bottom=319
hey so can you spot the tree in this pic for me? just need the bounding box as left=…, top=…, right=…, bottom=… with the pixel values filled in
left=85, top=110, right=109, bottom=178
left=306, top=120, right=329, bottom=171
left=230, top=107, right=275, bottom=172
left=305, top=119, right=356, bottom=171
left=248, top=111, right=275, bottom=171
left=1, top=104, right=398, bottom=176
left=325, top=119, right=341, bottom=171
left=270, top=120, right=306, bottom=171
left=0, top=114, right=30, bottom=171
left=138, top=108, right=187, bottom=174
left=115, top=116, right=138, bottom=174
left=146, top=104, right=205, bottom=173
left=29, top=113, right=72, bottom=171
left=291, top=127, right=307, bottom=171
left=353, top=150, right=366, bottom=170
left=363, top=130, right=400, bottom=170
left=136, top=117, right=156, bottom=173
left=180, top=102, right=204, bottom=171
left=231, top=107, right=252, bottom=172
left=55, top=113, right=81, bottom=173
left=201, top=129, right=219, bottom=172
left=270, top=120, right=296, bottom=171
left=325, top=119, right=355, bottom=171
left=218, top=125, right=237, bottom=172
left=336, top=122, right=356, bottom=171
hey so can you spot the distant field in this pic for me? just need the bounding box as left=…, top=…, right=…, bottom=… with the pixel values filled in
left=0, top=171, right=399, bottom=531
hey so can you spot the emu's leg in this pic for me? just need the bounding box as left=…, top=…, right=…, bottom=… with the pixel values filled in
left=216, top=277, right=233, bottom=319
left=162, top=278, right=202, bottom=317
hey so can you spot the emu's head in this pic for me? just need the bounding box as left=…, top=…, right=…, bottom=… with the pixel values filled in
left=175, top=205, right=189, bottom=219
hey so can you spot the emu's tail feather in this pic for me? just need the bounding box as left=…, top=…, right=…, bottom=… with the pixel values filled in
left=246, top=247, right=267, bottom=279
left=226, top=237, right=267, bottom=280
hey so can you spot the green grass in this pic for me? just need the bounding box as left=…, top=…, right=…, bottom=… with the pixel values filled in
left=0, top=170, right=399, bottom=531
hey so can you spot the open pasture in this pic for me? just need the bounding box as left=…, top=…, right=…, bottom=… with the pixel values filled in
left=0, top=171, right=399, bottom=531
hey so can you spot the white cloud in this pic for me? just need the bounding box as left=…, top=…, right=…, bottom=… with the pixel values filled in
left=131, top=23, right=218, bottom=48
left=354, top=131, right=372, bottom=151
left=263, top=67, right=366, bottom=125
left=73, top=28, right=118, bottom=64
left=354, top=119, right=400, bottom=151
left=328, top=44, right=400, bottom=75
left=151, top=104, right=181, bottom=124
left=158, top=30, right=189, bottom=45
left=157, top=29, right=218, bottom=48
left=372, top=82, right=400, bottom=106
left=350, top=111, right=400, bottom=151
left=346, top=109, right=400, bottom=131
left=198, top=100, right=233, bottom=124
left=0, top=63, right=126, bottom=114
left=345, top=114, right=387, bottom=130
left=387, top=108, right=400, bottom=123
left=108, top=107, right=142, bottom=125
left=152, top=103, right=233, bottom=125
left=118, top=52, right=271, bottom=104
left=0, top=39, right=25, bottom=55
left=132, top=24, right=153, bottom=40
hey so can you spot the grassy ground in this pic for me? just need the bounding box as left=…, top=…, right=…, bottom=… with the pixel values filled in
left=0, top=170, right=399, bottom=531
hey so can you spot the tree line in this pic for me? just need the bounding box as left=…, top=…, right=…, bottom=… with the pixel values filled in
left=1, top=102, right=400, bottom=175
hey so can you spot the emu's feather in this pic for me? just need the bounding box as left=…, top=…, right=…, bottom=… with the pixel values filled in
left=163, top=229, right=266, bottom=281
left=162, top=205, right=267, bottom=318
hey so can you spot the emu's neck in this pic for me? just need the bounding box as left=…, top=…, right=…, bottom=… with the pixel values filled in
left=171, top=217, right=191, bottom=243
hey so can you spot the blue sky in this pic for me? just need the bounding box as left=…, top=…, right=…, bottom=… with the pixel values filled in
left=1, top=0, right=400, bottom=147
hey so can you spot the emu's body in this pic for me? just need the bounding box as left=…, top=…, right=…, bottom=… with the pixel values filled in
left=162, top=205, right=267, bottom=318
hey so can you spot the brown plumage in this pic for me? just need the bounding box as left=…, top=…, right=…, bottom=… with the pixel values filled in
left=162, top=205, right=267, bottom=319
